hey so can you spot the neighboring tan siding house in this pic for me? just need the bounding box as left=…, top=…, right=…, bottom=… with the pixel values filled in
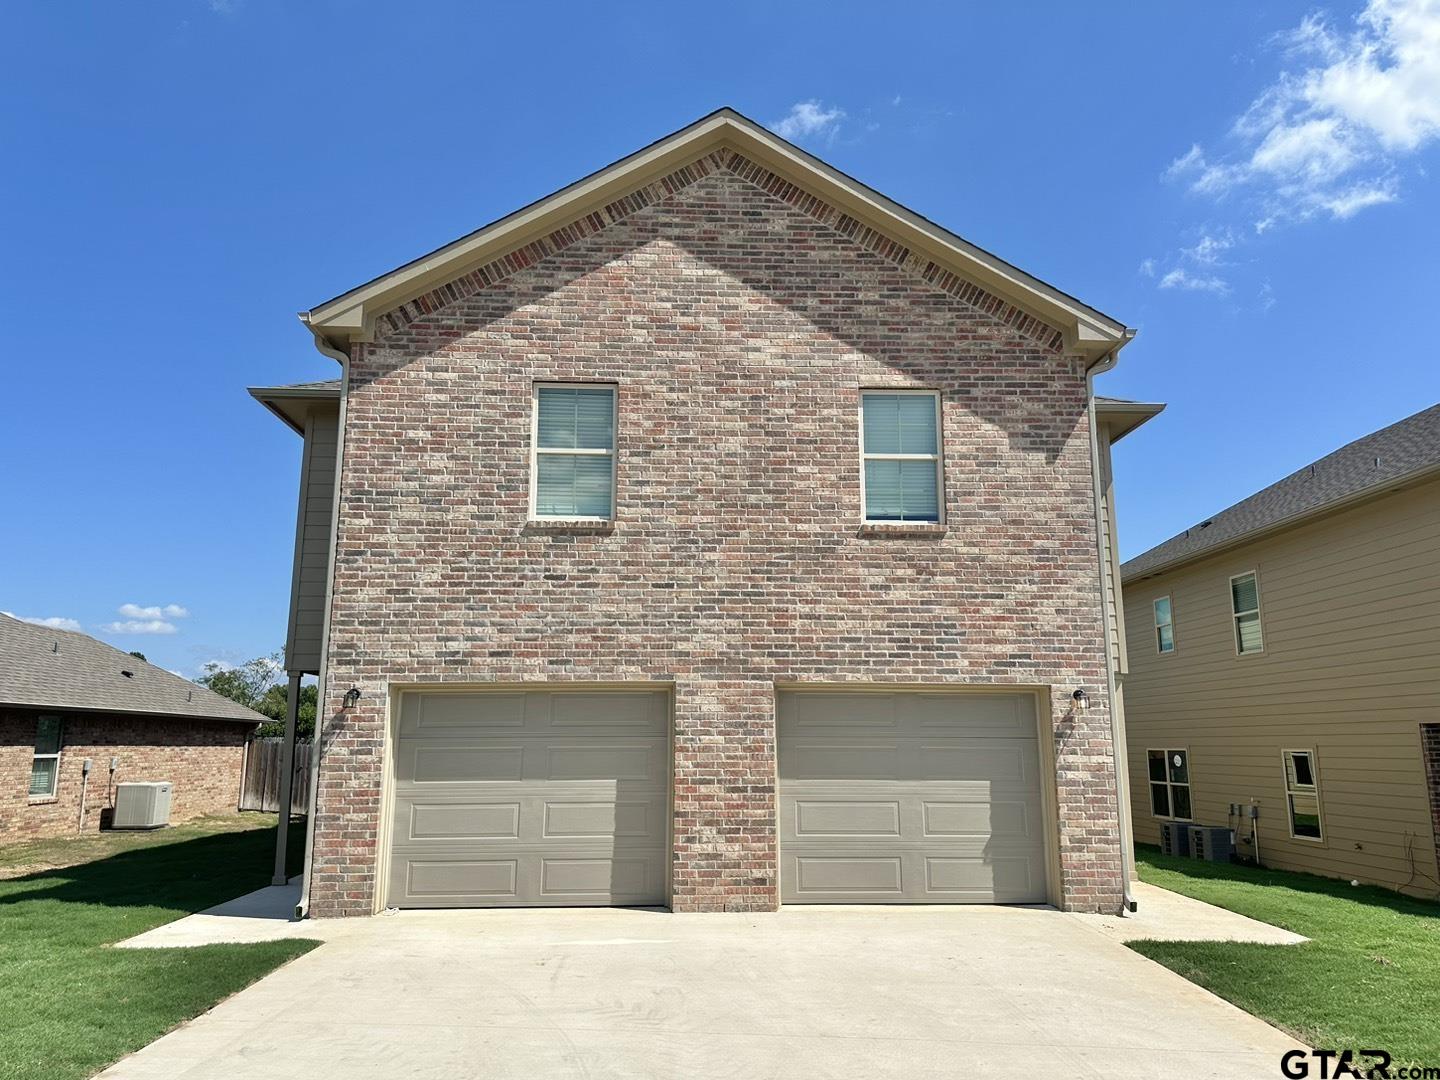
left=259, top=108, right=1155, bottom=918
left=1122, top=403, right=1440, bottom=898
left=0, top=614, right=264, bottom=842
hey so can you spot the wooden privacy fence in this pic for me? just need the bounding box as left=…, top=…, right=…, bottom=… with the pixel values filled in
left=240, top=737, right=312, bottom=814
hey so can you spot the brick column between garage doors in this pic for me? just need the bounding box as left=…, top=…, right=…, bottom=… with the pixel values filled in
left=670, top=679, right=779, bottom=912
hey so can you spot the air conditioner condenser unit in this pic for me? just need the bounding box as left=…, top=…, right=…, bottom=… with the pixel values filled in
left=112, top=782, right=173, bottom=829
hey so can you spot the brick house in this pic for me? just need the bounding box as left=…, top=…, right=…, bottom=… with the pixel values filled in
left=0, top=613, right=264, bottom=842
left=254, top=109, right=1159, bottom=917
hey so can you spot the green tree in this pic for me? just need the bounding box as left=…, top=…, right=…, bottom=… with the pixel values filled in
left=196, top=651, right=283, bottom=710
left=127, top=650, right=147, bottom=662
left=197, top=651, right=317, bottom=739
left=254, top=682, right=318, bottom=739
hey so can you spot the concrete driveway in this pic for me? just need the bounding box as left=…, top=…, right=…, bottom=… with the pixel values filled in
left=104, top=900, right=1303, bottom=1080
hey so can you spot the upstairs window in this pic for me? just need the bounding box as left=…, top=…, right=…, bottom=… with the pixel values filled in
left=860, top=391, right=942, bottom=523
left=532, top=385, right=616, bottom=520
left=1153, top=596, right=1175, bottom=654
left=1231, top=571, right=1264, bottom=654
left=1148, top=748, right=1191, bottom=820
left=1283, top=750, right=1323, bottom=840
left=29, top=715, right=62, bottom=798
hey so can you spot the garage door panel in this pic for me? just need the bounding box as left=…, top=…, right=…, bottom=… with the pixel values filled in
left=544, top=742, right=662, bottom=782
left=794, top=856, right=904, bottom=896
left=405, top=858, right=519, bottom=900
left=792, top=800, right=902, bottom=838
left=542, top=799, right=657, bottom=839
left=405, top=802, right=523, bottom=841
left=410, top=745, right=526, bottom=783
left=388, top=689, right=669, bottom=908
left=922, top=799, right=1035, bottom=840
left=778, top=690, right=1049, bottom=905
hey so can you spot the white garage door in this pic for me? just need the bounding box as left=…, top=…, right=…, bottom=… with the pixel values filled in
left=778, top=690, right=1050, bottom=904
left=387, top=689, right=668, bottom=908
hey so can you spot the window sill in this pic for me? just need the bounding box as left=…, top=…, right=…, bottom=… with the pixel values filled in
left=27, top=797, right=59, bottom=806
left=857, top=521, right=947, bottom=539
left=524, top=519, right=615, bottom=536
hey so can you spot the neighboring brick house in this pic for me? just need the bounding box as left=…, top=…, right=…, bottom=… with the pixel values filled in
left=256, top=108, right=1157, bottom=918
left=0, top=613, right=263, bottom=842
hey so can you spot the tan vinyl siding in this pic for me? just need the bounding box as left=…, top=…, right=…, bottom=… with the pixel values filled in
left=1122, top=477, right=1440, bottom=896
left=285, top=406, right=339, bottom=675
left=1097, top=424, right=1129, bottom=675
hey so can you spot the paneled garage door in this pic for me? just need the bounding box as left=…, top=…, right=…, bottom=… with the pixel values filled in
left=778, top=690, right=1050, bottom=904
left=387, top=689, right=668, bottom=908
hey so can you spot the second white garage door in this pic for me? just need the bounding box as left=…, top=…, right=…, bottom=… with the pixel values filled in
left=778, top=690, right=1050, bottom=904
left=387, top=689, right=668, bottom=908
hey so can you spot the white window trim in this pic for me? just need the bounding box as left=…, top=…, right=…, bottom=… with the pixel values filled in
left=1229, top=569, right=1265, bottom=657
left=1281, top=748, right=1325, bottom=843
left=858, top=389, right=945, bottom=524
left=1153, top=594, right=1175, bottom=655
left=29, top=715, right=62, bottom=799
left=1147, top=747, right=1192, bottom=821
left=529, top=382, right=618, bottom=522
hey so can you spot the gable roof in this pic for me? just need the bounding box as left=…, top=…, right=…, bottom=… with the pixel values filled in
left=300, top=108, right=1131, bottom=363
left=1123, top=402, right=1440, bottom=582
left=0, top=614, right=266, bottom=724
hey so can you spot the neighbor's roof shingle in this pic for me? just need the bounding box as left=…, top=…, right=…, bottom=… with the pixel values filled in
left=1122, top=403, right=1440, bottom=582
left=0, top=614, right=266, bottom=724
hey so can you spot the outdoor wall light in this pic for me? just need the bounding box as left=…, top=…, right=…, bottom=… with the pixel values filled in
left=342, top=687, right=362, bottom=710
left=1071, top=688, right=1089, bottom=713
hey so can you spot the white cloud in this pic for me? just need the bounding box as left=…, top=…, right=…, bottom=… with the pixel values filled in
left=1159, top=268, right=1232, bottom=294
left=1181, top=232, right=1236, bottom=265
left=1138, top=257, right=1157, bottom=277
left=771, top=100, right=846, bottom=143
left=103, top=619, right=178, bottom=635
left=4, top=612, right=82, bottom=632
left=1167, top=0, right=1440, bottom=226
left=118, top=602, right=189, bottom=620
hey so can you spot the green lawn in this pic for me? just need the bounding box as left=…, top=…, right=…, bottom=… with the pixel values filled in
left=1132, top=846, right=1440, bottom=1070
left=0, top=814, right=319, bottom=1080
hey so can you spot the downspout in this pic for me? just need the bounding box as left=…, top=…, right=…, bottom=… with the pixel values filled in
left=294, top=318, right=351, bottom=919
left=1085, top=329, right=1138, bottom=915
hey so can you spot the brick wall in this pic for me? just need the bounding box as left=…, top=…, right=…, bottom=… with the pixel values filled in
left=312, top=152, right=1124, bottom=916
left=0, top=710, right=250, bottom=843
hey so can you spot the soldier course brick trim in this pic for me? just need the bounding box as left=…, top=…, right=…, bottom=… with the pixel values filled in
left=376, top=149, right=1067, bottom=352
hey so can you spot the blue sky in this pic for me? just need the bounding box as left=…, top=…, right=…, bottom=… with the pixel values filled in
left=3, top=1, right=1438, bottom=677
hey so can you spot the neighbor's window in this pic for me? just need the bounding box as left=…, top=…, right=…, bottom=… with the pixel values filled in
left=532, top=384, right=617, bottom=520
left=860, top=391, right=942, bottom=523
left=1283, top=750, right=1323, bottom=840
left=1148, top=748, right=1191, bottom=820
left=1231, top=571, right=1264, bottom=654
left=29, top=715, right=63, bottom=798
left=1154, top=596, right=1175, bottom=654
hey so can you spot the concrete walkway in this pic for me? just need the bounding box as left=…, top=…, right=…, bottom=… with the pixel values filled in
left=104, top=890, right=1306, bottom=1079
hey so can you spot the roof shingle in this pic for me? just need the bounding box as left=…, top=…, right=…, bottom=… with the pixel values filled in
left=0, top=614, right=266, bottom=724
left=1123, top=402, right=1440, bottom=581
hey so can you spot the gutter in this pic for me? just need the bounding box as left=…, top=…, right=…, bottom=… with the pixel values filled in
left=1085, top=329, right=1139, bottom=916
left=294, top=318, right=352, bottom=919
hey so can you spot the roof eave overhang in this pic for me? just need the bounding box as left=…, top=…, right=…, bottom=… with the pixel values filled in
left=1095, top=400, right=1166, bottom=443
left=248, top=385, right=342, bottom=434
left=301, top=108, right=1131, bottom=364
left=0, top=699, right=264, bottom=725
left=1122, top=460, right=1440, bottom=585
